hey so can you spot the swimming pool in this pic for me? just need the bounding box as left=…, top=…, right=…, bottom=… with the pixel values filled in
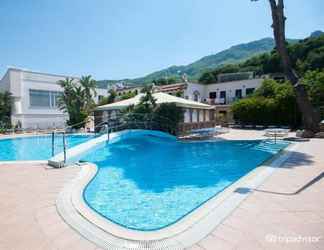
left=0, top=134, right=95, bottom=161
left=82, top=133, right=289, bottom=231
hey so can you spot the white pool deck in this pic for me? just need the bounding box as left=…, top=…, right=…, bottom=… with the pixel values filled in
left=0, top=129, right=323, bottom=250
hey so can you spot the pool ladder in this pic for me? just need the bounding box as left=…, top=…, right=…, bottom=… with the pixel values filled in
left=51, top=131, right=67, bottom=165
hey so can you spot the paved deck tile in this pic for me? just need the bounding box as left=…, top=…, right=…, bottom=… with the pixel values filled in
left=0, top=130, right=323, bottom=250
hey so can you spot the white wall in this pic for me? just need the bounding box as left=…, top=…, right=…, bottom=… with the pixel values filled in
left=205, top=110, right=210, bottom=122
left=199, top=110, right=204, bottom=122
left=184, top=79, right=262, bottom=104
left=184, top=109, right=191, bottom=123
left=96, top=88, right=108, bottom=103
left=206, top=79, right=262, bottom=102
left=184, top=83, right=206, bottom=102
left=2, top=68, right=107, bottom=129
left=0, top=70, right=10, bottom=92
left=192, top=109, right=198, bottom=123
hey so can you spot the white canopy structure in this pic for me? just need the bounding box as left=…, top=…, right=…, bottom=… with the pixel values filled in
left=96, top=92, right=213, bottom=111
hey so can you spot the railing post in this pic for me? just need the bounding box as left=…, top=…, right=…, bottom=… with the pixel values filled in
left=274, top=133, right=277, bottom=144
left=51, top=131, right=55, bottom=157
left=63, top=132, right=67, bottom=165
left=107, top=123, right=110, bottom=141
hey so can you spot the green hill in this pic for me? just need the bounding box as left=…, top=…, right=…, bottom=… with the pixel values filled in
left=97, top=37, right=301, bottom=88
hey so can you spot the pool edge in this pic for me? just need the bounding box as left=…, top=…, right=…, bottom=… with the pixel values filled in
left=56, top=142, right=299, bottom=249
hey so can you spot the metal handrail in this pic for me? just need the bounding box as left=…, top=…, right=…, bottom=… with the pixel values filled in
left=51, top=131, right=55, bottom=157
left=50, top=117, right=94, bottom=165
left=50, top=112, right=176, bottom=167
left=63, top=132, right=67, bottom=163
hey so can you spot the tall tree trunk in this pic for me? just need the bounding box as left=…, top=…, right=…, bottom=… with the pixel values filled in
left=268, top=0, right=320, bottom=133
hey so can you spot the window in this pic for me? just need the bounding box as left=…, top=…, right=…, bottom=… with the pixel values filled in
left=220, top=91, right=226, bottom=104
left=98, top=95, right=104, bottom=101
left=235, top=89, right=242, bottom=99
left=193, top=91, right=200, bottom=102
left=29, top=90, right=62, bottom=108
left=30, top=90, right=50, bottom=107
left=209, top=92, right=217, bottom=99
left=246, top=88, right=255, bottom=96
left=51, top=91, right=61, bottom=108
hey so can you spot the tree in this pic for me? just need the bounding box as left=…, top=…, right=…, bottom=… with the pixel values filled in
left=136, top=88, right=157, bottom=113
left=0, top=91, right=12, bottom=128
left=98, top=89, right=117, bottom=106
left=122, top=88, right=183, bottom=135
left=232, top=79, right=301, bottom=127
left=201, top=35, right=324, bottom=81
left=252, top=0, right=320, bottom=133
left=232, top=97, right=277, bottom=126
left=58, top=76, right=97, bottom=128
left=154, top=103, right=184, bottom=135
left=120, top=91, right=136, bottom=100
left=199, top=71, right=216, bottom=84
left=302, top=70, right=324, bottom=119
left=198, top=64, right=241, bottom=84
left=254, top=79, right=277, bottom=98
left=153, top=77, right=177, bottom=86
left=141, top=84, right=154, bottom=93
left=175, top=90, right=183, bottom=97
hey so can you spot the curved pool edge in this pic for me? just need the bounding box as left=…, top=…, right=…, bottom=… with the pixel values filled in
left=49, top=129, right=176, bottom=168
left=56, top=141, right=299, bottom=249
left=0, top=160, right=48, bottom=165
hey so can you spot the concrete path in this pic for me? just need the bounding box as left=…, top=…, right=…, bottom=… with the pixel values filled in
left=0, top=163, right=101, bottom=250
left=188, top=139, right=324, bottom=250
left=0, top=134, right=323, bottom=250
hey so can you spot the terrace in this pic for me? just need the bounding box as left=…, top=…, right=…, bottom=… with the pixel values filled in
left=0, top=129, right=323, bottom=249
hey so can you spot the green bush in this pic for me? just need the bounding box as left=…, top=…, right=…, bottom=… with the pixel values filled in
left=153, top=103, right=184, bottom=135
left=232, top=97, right=276, bottom=125
left=123, top=91, right=184, bottom=135
left=0, top=91, right=12, bottom=129
left=232, top=79, right=301, bottom=127
left=302, top=70, right=324, bottom=107
left=302, top=70, right=324, bottom=120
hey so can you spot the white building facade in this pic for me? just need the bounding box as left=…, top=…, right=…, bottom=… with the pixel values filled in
left=183, top=73, right=264, bottom=123
left=184, top=78, right=263, bottom=105
left=0, top=68, right=107, bottom=129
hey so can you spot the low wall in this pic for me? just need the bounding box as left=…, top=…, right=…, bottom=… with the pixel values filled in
left=178, top=121, right=218, bottom=134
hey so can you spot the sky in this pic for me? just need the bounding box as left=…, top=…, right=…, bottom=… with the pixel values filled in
left=0, top=0, right=323, bottom=80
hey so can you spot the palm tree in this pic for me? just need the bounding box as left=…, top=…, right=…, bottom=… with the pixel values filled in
left=58, top=76, right=97, bottom=128
left=80, top=75, right=97, bottom=109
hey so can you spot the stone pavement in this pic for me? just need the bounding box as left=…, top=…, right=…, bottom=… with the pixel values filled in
left=0, top=130, right=323, bottom=250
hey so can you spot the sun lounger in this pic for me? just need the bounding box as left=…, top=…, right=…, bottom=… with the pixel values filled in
left=264, top=128, right=289, bottom=137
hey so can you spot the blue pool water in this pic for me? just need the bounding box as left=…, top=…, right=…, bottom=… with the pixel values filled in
left=82, top=134, right=289, bottom=231
left=0, top=134, right=95, bottom=161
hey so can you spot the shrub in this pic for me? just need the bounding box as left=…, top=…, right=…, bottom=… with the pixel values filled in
left=153, top=103, right=184, bottom=135
left=123, top=91, right=184, bottom=135
left=232, top=79, right=301, bottom=127
left=232, top=97, right=277, bottom=125
left=0, top=91, right=12, bottom=129
left=302, top=70, right=324, bottom=107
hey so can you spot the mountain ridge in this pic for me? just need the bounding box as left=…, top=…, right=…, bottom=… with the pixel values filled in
left=97, top=35, right=312, bottom=88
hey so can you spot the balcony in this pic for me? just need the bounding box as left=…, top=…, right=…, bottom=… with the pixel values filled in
left=205, top=97, right=242, bottom=105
